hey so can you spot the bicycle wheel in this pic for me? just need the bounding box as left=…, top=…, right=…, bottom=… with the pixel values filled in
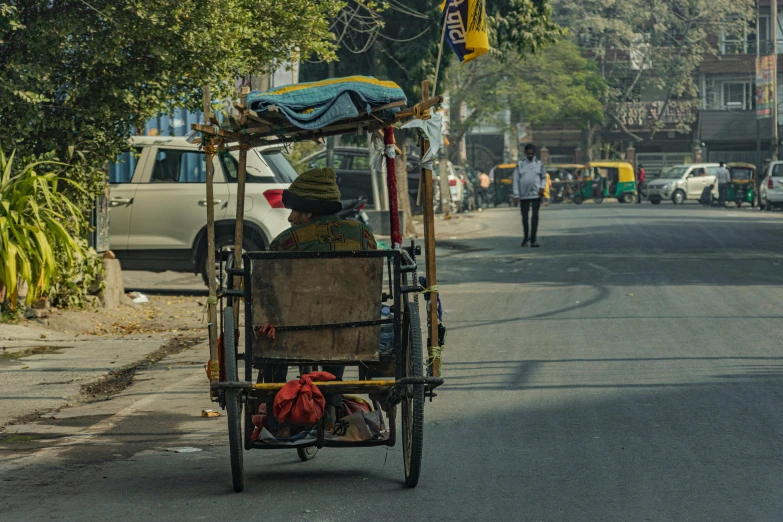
left=401, top=301, right=424, bottom=487
left=223, top=307, right=245, bottom=492
left=297, top=446, right=319, bottom=461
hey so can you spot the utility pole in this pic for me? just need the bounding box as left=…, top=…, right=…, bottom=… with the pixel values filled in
left=773, top=0, right=780, bottom=159
left=757, top=0, right=762, bottom=164
left=326, top=62, right=336, bottom=169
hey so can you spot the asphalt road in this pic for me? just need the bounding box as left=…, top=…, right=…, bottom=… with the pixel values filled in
left=4, top=202, right=783, bottom=521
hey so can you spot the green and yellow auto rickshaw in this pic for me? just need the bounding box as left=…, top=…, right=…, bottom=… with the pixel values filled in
left=573, top=161, right=637, bottom=204
left=492, top=163, right=518, bottom=207
left=727, top=162, right=757, bottom=208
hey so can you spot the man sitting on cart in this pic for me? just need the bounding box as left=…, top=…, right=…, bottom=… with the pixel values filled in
left=264, top=167, right=377, bottom=426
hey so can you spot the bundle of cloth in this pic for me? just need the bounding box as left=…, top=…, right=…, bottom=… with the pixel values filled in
left=251, top=395, right=386, bottom=445
left=245, top=76, right=407, bottom=130
left=250, top=371, right=386, bottom=445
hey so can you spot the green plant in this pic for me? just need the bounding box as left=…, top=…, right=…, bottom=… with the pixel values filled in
left=48, top=238, right=105, bottom=309
left=0, top=149, right=85, bottom=308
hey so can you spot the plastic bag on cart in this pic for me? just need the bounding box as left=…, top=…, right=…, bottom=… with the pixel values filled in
left=273, top=371, right=336, bottom=426
left=325, top=397, right=386, bottom=442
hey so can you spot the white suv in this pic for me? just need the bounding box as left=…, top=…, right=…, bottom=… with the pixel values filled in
left=109, top=136, right=296, bottom=284
left=759, top=161, right=783, bottom=211
left=645, top=163, right=719, bottom=205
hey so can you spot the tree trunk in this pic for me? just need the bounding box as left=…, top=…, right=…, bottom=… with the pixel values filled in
left=581, top=125, right=595, bottom=163
left=396, top=147, right=417, bottom=238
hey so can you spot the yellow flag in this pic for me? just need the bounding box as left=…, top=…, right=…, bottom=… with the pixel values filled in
left=440, top=0, right=490, bottom=64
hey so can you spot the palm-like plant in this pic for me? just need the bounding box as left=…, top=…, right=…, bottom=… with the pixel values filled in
left=0, top=149, right=84, bottom=308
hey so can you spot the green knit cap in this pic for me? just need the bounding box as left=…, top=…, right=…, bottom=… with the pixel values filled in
left=288, top=168, right=341, bottom=201
left=282, top=168, right=342, bottom=214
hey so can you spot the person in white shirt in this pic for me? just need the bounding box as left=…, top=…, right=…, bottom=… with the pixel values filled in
left=512, top=144, right=546, bottom=247
left=716, top=162, right=731, bottom=208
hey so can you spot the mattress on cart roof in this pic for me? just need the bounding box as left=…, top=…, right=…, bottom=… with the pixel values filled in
left=245, top=76, right=407, bottom=130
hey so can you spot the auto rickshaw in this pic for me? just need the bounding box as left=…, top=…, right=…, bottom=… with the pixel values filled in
left=547, top=164, right=584, bottom=203
left=574, top=161, right=637, bottom=204
left=491, top=163, right=517, bottom=207
left=726, top=162, right=756, bottom=208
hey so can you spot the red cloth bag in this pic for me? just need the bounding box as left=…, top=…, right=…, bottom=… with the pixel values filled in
left=273, top=371, right=336, bottom=426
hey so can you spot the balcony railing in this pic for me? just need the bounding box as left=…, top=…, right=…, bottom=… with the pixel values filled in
left=614, top=101, right=696, bottom=128
left=720, top=39, right=777, bottom=56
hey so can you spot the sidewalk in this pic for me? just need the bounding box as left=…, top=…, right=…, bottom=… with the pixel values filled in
left=0, top=323, right=205, bottom=430
left=411, top=209, right=491, bottom=241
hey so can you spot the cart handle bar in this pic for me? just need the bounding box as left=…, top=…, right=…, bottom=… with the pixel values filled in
left=211, top=377, right=444, bottom=392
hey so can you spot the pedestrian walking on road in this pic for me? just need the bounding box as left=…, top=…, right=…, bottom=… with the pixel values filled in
left=716, top=161, right=731, bottom=208
left=478, top=170, right=491, bottom=209
left=513, top=143, right=546, bottom=248
left=636, top=164, right=646, bottom=203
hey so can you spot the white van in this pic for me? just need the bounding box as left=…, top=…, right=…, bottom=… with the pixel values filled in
left=109, top=136, right=297, bottom=285
left=644, top=163, right=720, bottom=204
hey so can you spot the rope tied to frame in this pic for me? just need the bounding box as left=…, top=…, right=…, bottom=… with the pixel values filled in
left=419, top=285, right=439, bottom=294
left=253, top=324, right=277, bottom=341
left=413, top=104, right=432, bottom=121
left=202, top=295, right=218, bottom=323
left=427, top=345, right=444, bottom=367
left=205, top=359, right=220, bottom=381
left=202, top=142, right=217, bottom=155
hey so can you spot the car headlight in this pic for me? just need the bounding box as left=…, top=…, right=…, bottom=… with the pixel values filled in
left=663, top=183, right=671, bottom=191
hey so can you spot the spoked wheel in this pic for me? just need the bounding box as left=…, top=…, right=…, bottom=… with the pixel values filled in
left=297, top=446, right=319, bottom=461
left=401, top=300, right=424, bottom=487
left=222, top=307, right=245, bottom=492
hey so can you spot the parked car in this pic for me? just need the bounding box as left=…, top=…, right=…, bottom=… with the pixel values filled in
left=109, top=136, right=297, bottom=285
left=300, top=147, right=461, bottom=214
left=759, top=161, right=783, bottom=211
left=299, top=147, right=420, bottom=209
left=644, top=163, right=720, bottom=204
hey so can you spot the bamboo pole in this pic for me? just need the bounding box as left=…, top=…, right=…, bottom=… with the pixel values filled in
left=203, top=85, right=220, bottom=387
left=419, top=81, right=441, bottom=378
left=232, top=87, right=250, bottom=327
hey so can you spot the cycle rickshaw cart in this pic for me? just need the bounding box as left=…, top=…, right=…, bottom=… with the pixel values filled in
left=192, top=80, right=445, bottom=492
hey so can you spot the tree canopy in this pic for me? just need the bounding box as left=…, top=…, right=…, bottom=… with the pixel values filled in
left=445, top=39, right=605, bottom=159
left=0, top=0, right=343, bottom=206
left=300, top=0, right=562, bottom=103
left=552, top=0, right=754, bottom=141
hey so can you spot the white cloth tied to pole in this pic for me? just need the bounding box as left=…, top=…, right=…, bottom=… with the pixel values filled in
left=401, top=114, right=442, bottom=168
left=370, top=137, right=398, bottom=173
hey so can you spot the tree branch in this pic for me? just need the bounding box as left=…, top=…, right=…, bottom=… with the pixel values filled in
left=609, top=112, right=644, bottom=142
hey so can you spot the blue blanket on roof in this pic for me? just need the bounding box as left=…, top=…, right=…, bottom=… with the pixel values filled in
left=245, top=76, right=407, bottom=131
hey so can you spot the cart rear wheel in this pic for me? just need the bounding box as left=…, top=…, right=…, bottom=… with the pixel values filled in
left=297, top=446, right=319, bottom=461
left=401, top=301, right=424, bottom=487
left=223, top=307, right=245, bottom=492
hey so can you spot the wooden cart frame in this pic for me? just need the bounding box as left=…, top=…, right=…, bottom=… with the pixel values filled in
left=193, top=81, right=445, bottom=492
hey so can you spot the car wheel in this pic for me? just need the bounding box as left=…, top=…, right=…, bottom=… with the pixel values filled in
left=672, top=190, right=686, bottom=205
left=766, top=199, right=773, bottom=212
left=650, top=197, right=662, bottom=205
left=201, top=236, right=261, bottom=288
